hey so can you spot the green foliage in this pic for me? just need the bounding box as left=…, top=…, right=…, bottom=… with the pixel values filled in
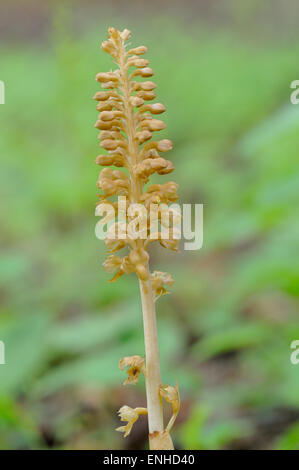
left=275, top=422, right=299, bottom=450
left=0, top=397, right=39, bottom=450
left=179, top=405, right=252, bottom=450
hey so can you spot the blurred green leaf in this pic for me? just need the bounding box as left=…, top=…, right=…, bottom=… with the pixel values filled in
left=192, top=323, right=270, bottom=360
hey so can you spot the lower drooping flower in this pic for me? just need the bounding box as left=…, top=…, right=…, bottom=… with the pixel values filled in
left=150, top=271, right=174, bottom=301
left=159, top=382, right=180, bottom=432
left=119, top=355, right=146, bottom=385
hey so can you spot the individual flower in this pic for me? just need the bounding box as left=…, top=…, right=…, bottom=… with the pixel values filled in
left=119, top=355, right=146, bottom=385
left=159, top=382, right=180, bottom=432
left=150, top=271, right=174, bottom=301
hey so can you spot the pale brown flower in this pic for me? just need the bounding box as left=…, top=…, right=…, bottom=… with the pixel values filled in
left=159, top=382, right=180, bottom=432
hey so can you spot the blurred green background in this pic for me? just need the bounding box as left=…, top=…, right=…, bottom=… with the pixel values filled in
left=0, top=0, right=299, bottom=450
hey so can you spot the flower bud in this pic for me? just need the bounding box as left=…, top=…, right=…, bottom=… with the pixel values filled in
left=94, top=120, right=113, bottom=130
left=100, top=139, right=118, bottom=150
left=140, top=81, right=157, bottom=91
left=128, top=58, right=149, bottom=68
left=137, top=130, right=152, bottom=144
left=142, top=119, right=166, bottom=131
left=93, top=91, right=118, bottom=101
left=96, top=72, right=118, bottom=82
left=103, top=255, right=122, bottom=273
left=157, top=160, right=174, bottom=175
left=101, top=81, right=117, bottom=89
left=140, top=67, right=154, bottom=77
left=105, top=238, right=126, bottom=252
left=150, top=271, right=174, bottom=299
left=96, top=102, right=113, bottom=111
left=96, top=154, right=126, bottom=167
left=120, top=29, right=131, bottom=41
left=128, top=249, right=141, bottom=265
left=143, top=148, right=160, bottom=158
left=99, top=111, right=115, bottom=121
left=112, top=155, right=126, bottom=167
left=98, top=130, right=120, bottom=140
left=137, top=91, right=156, bottom=101
left=108, top=27, right=120, bottom=41
left=157, top=139, right=173, bottom=152
left=101, top=39, right=115, bottom=55
left=159, top=382, right=180, bottom=432
left=147, top=103, right=166, bottom=114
